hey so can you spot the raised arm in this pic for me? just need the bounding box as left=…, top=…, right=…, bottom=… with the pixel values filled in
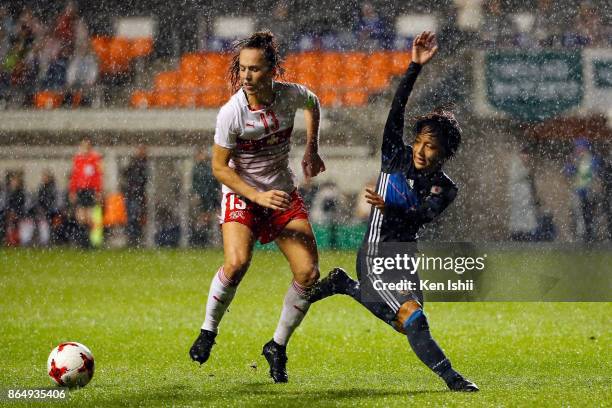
left=381, top=32, right=438, bottom=171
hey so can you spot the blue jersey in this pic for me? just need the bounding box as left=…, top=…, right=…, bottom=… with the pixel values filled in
left=365, top=62, right=458, bottom=243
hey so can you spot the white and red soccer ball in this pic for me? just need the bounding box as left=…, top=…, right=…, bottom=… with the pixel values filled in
left=47, top=342, right=94, bottom=388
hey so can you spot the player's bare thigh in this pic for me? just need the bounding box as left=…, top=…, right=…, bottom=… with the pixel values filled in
left=221, top=221, right=255, bottom=282
left=275, top=219, right=320, bottom=287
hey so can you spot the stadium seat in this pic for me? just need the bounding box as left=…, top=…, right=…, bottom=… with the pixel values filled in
left=282, top=53, right=300, bottom=83
left=342, top=52, right=367, bottom=89
left=177, top=90, right=199, bottom=108
left=34, top=91, right=63, bottom=109
left=295, top=52, right=321, bottom=92
left=390, top=51, right=411, bottom=75
left=202, top=53, right=231, bottom=87
left=320, top=52, right=343, bottom=90
left=367, top=52, right=392, bottom=92
left=130, top=37, right=154, bottom=59
left=319, top=89, right=341, bottom=107
left=155, top=71, right=179, bottom=91
left=130, top=90, right=153, bottom=109
left=180, top=53, right=206, bottom=80
left=197, top=87, right=229, bottom=108
left=91, top=36, right=112, bottom=74
left=108, top=37, right=132, bottom=73
left=153, top=90, right=178, bottom=108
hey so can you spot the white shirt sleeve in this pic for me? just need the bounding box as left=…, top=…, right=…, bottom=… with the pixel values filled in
left=213, top=104, right=240, bottom=149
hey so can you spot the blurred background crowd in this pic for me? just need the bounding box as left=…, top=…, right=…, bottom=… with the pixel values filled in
left=0, top=0, right=610, bottom=248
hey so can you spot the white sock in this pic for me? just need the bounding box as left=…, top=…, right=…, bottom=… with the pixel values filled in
left=273, top=281, right=311, bottom=346
left=201, top=267, right=238, bottom=333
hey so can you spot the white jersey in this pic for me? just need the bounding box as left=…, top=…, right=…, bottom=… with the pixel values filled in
left=214, top=81, right=318, bottom=195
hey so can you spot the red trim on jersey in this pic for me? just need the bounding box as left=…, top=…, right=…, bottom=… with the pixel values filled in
left=236, top=127, right=293, bottom=152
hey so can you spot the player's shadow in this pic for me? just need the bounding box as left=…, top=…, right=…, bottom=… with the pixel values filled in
left=237, top=383, right=448, bottom=399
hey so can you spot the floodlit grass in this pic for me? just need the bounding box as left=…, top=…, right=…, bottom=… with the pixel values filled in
left=0, top=249, right=610, bottom=407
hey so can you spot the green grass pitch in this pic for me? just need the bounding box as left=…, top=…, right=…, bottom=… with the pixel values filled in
left=0, top=249, right=610, bottom=407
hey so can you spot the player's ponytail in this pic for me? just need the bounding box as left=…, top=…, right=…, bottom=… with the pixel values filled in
left=413, top=103, right=462, bottom=159
left=229, top=30, right=285, bottom=92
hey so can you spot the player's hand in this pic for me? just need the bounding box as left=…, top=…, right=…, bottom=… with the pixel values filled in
left=365, top=188, right=385, bottom=212
left=69, top=191, right=76, bottom=204
left=253, top=190, right=291, bottom=211
left=302, top=149, right=326, bottom=179
left=411, top=31, right=438, bottom=66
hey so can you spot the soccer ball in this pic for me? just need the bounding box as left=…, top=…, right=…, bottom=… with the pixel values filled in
left=47, top=342, right=95, bottom=388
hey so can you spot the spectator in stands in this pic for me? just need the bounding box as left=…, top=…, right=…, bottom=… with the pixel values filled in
left=190, top=148, right=219, bottom=246
left=564, top=138, right=600, bottom=242
left=507, top=147, right=540, bottom=241
left=0, top=7, right=13, bottom=73
left=65, top=37, right=98, bottom=106
left=43, top=1, right=88, bottom=92
left=264, top=1, right=296, bottom=53
left=69, top=138, right=103, bottom=248
left=5, top=171, right=26, bottom=246
left=529, top=0, right=564, bottom=47
left=155, top=206, right=180, bottom=247
left=566, top=1, right=607, bottom=47
left=602, top=147, right=612, bottom=241
left=355, top=2, right=390, bottom=50
left=122, top=144, right=149, bottom=247
left=1, top=9, right=40, bottom=106
left=480, top=0, right=514, bottom=47
left=36, top=169, right=57, bottom=246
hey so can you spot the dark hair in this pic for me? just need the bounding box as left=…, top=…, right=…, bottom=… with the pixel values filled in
left=413, top=104, right=462, bottom=159
left=229, top=30, right=284, bottom=92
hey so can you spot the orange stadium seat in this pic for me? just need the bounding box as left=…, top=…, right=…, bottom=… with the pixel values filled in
left=91, top=36, right=112, bottom=74
left=180, top=53, right=206, bottom=80
left=295, top=51, right=321, bottom=92
left=342, top=52, right=367, bottom=89
left=34, top=91, right=63, bottom=109
left=318, top=89, right=341, bottom=107
left=202, top=53, right=231, bottom=87
left=367, top=51, right=392, bottom=92
left=197, top=87, right=229, bottom=108
left=154, top=71, right=179, bottom=91
left=108, top=37, right=132, bottom=73
left=130, top=37, right=154, bottom=59
left=153, top=90, right=178, bottom=108
left=320, top=52, right=342, bottom=90
left=281, top=53, right=300, bottom=83
left=390, top=51, right=411, bottom=75
left=177, top=90, right=199, bottom=108
left=130, top=90, right=152, bottom=109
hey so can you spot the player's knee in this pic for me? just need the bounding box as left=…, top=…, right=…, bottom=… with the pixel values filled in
left=224, top=256, right=250, bottom=281
left=394, top=300, right=427, bottom=334
left=295, top=265, right=319, bottom=288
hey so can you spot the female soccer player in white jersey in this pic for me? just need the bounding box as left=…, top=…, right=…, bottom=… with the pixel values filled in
left=189, top=31, right=325, bottom=383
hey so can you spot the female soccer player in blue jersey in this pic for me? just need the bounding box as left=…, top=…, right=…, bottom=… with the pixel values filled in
left=308, top=31, right=478, bottom=392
